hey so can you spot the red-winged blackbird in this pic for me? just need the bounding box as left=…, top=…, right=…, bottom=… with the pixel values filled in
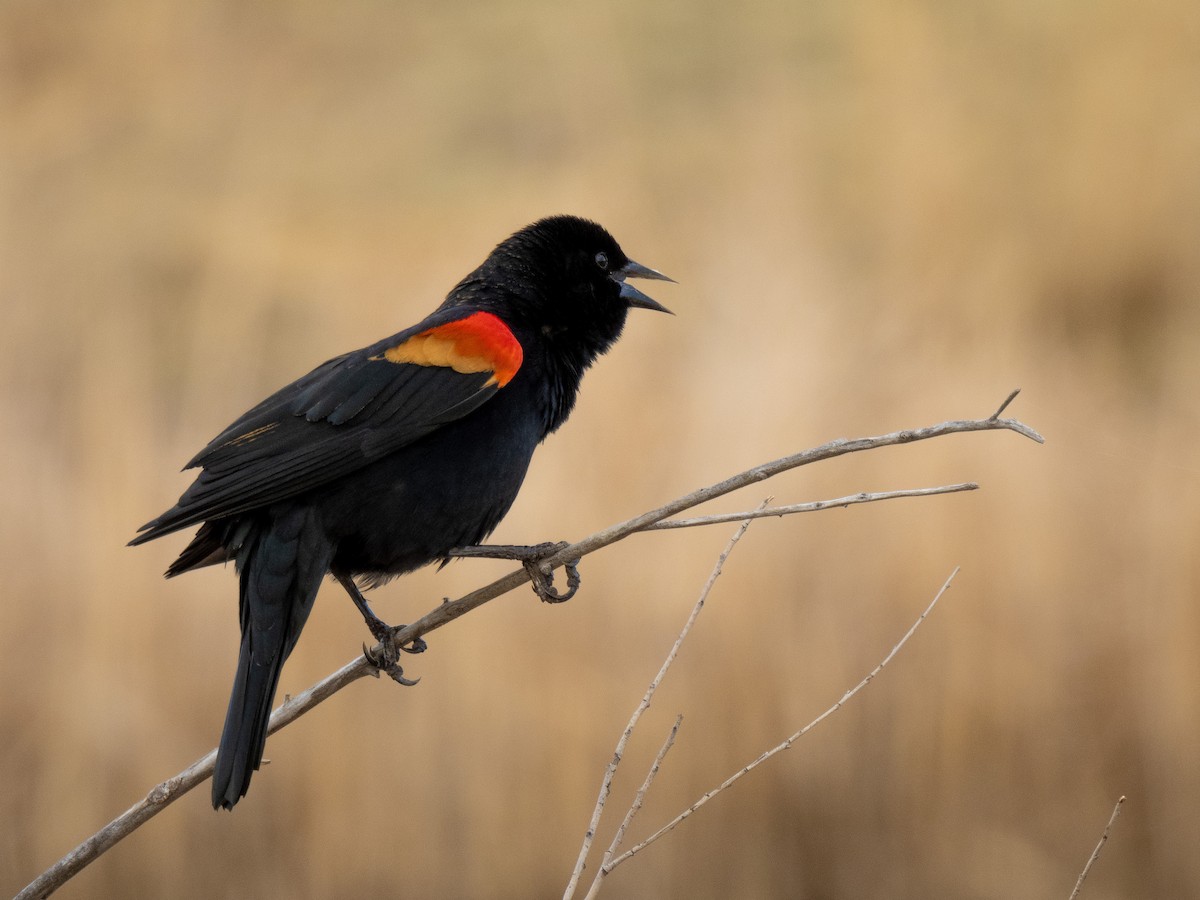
left=130, top=216, right=672, bottom=810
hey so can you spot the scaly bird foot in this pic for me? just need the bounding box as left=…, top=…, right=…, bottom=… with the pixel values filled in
left=336, top=572, right=426, bottom=685
left=449, top=540, right=582, bottom=604
left=362, top=627, right=424, bottom=686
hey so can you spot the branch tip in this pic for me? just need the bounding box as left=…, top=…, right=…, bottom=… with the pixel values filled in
left=990, top=388, right=1021, bottom=420
left=1068, top=795, right=1127, bottom=900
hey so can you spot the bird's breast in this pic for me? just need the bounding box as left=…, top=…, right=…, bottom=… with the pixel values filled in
left=321, top=388, right=543, bottom=578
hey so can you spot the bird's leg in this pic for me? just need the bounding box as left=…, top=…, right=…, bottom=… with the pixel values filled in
left=333, top=573, right=427, bottom=652
left=448, top=541, right=582, bottom=604
left=333, top=573, right=425, bottom=686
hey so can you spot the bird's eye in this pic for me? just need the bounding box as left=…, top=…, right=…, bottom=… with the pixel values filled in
left=594, top=251, right=609, bottom=270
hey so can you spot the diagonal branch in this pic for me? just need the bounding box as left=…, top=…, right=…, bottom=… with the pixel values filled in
left=583, top=715, right=682, bottom=900
left=16, top=395, right=1040, bottom=900
left=1068, top=795, right=1126, bottom=899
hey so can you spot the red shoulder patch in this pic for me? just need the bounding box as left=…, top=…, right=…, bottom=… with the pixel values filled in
left=379, top=311, right=523, bottom=387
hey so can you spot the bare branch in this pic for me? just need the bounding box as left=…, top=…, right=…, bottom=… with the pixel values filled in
left=1068, top=795, right=1126, bottom=900
left=990, top=387, right=1022, bottom=420
left=18, top=397, right=1037, bottom=899
left=13, top=656, right=374, bottom=900
left=564, top=507, right=764, bottom=900
left=581, top=716, right=683, bottom=900
left=391, top=399, right=1039, bottom=660
left=12, top=750, right=212, bottom=900
left=599, top=567, right=959, bottom=877
left=647, top=483, right=978, bottom=530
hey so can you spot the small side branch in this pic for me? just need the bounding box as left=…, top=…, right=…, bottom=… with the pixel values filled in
left=647, top=483, right=978, bottom=530
left=990, top=387, right=1023, bottom=420
left=1068, top=795, right=1126, bottom=900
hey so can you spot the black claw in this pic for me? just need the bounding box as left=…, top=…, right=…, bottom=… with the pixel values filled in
left=337, top=573, right=425, bottom=682
left=523, top=554, right=582, bottom=604
left=362, top=641, right=392, bottom=674
left=381, top=623, right=427, bottom=655
left=387, top=667, right=421, bottom=687
left=363, top=641, right=421, bottom=686
left=401, top=634, right=428, bottom=654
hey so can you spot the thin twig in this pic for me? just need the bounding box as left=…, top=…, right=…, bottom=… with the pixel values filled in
left=563, top=507, right=764, bottom=900
left=599, top=567, right=959, bottom=877
left=1068, top=795, right=1126, bottom=900
left=581, top=716, right=682, bottom=900
left=18, top=397, right=1038, bottom=900
left=647, top=483, right=977, bottom=530
left=991, top=387, right=1022, bottom=420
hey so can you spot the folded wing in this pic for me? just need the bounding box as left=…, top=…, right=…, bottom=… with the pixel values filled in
left=130, top=309, right=523, bottom=544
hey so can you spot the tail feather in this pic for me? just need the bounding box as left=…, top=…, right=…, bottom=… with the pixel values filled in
left=211, top=508, right=330, bottom=810
left=164, top=521, right=229, bottom=578
left=212, top=628, right=288, bottom=809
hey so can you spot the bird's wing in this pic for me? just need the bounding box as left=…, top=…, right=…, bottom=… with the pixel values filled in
left=130, top=308, right=523, bottom=543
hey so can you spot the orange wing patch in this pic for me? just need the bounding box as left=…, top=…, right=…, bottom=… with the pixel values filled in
left=377, top=311, right=523, bottom=387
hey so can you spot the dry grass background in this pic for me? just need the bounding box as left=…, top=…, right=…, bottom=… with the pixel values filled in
left=3, top=1, right=1199, bottom=897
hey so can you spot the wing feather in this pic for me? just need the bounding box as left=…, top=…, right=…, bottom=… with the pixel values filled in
left=130, top=309, right=523, bottom=545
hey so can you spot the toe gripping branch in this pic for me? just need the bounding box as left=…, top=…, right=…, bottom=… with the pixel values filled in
left=336, top=542, right=582, bottom=685
left=450, top=541, right=583, bottom=604
left=334, top=573, right=427, bottom=685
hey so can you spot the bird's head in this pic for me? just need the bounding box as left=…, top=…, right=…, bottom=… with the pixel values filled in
left=455, top=215, right=673, bottom=363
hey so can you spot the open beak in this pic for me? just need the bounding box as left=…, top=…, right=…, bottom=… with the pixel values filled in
left=613, top=259, right=675, bottom=314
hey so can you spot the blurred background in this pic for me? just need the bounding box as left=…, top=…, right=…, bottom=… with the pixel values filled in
left=3, top=1, right=1198, bottom=897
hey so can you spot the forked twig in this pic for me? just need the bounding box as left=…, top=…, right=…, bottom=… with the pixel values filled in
left=582, top=715, right=682, bottom=900
left=990, top=387, right=1023, bottom=420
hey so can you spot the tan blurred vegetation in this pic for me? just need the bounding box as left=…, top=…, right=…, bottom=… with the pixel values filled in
left=3, top=0, right=1199, bottom=897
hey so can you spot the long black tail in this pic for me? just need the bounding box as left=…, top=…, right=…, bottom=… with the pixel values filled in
left=212, top=508, right=330, bottom=810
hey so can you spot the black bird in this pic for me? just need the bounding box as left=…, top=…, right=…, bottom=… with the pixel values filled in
left=130, top=215, right=672, bottom=810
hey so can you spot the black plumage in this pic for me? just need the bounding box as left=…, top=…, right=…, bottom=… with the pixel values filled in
left=130, top=215, right=671, bottom=809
